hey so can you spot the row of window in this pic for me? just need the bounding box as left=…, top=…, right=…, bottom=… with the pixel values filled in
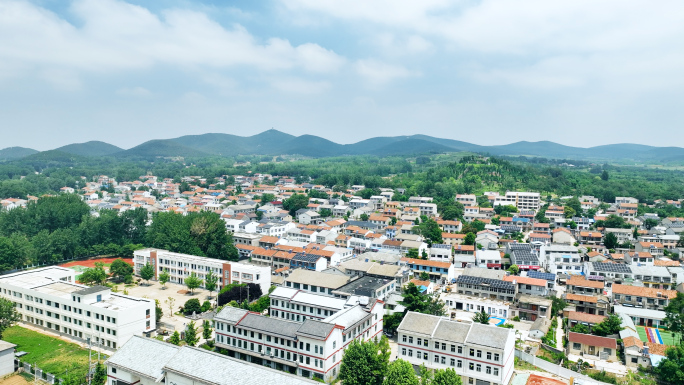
left=400, top=348, right=500, bottom=375
left=4, top=294, right=117, bottom=324
left=401, top=335, right=500, bottom=362
left=270, top=300, right=335, bottom=317
left=216, top=323, right=334, bottom=353
left=22, top=316, right=117, bottom=348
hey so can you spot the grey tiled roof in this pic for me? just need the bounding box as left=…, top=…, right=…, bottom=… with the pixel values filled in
left=397, top=312, right=441, bottom=336
left=239, top=313, right=301, bottom=339
left=104, top=336, right=179, bottom=380
left=296, top=319, right=335, bottom=339
left=214, top=306, right=249, bottom=324
left=74, top=285, right=109, bottom=295
left=465, top=323, right=512, bottom=350
left=432, top=319, right=470, bottom=343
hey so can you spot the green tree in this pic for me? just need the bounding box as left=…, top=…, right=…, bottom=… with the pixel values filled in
left=654, top=345, right=684, bottom=384
left=407, top=249, right=420, bottom=259
left=260, top=193, right=275, bottom=204
left=601, top=170, right=609, bottom=181
left=79, top=263, right=108, bottom=286
left=202, top=319, right=213, bottom=340
left=204, top=270, right=218, bottom=298
left=463, top=233, right=476, bottom=246
left=419, top=364, right=433, bottom=385
left=155, top=299, right=163, bottom=323
left=110, top=258, right=133, bottom=282
left=566, top=197, right=583, bottom=216
left=564, top=206, right=576, bottom=218
left=441, top=206, right=461, bottom=221
left=169, top=331, right=181, bottom=345
left=570, top=323, right=590, bottom=334
left=383, top=359, right=418, bottom=385
left=413, top=219, right=443, bottom=244
left=419, top=271, right=430, bottom=281
left=603, top=232, right=618, bottom=250
left=473, top=309, right=490, bottom=324
left=92, top=362, right=107, bottom=385
left=643, top=218, right=659, bottom=230
left=433, top=368, right=463, bottom=385
left=664, top=292, right=684, bottom=345
left=184, top=320, right=199, bottom=346
left=678, top=234, right=684, bottom=248
left=185, top=272, right=202, bottom=294
left=339, top=338, right=389, bottom=385
left=159, top=270, right=170, bottom=288
left=592, top=314, right=623, bottom=336
left=401, top=283, right=445, bottom=316
left=283, top=194, right=309, bottom=216
left=360, top=213, right=370, bottom=222
left=140, top=263, right=154, bottom=284
left=183, top=298, right=202, bottom=315
left=0, top=297, right=21, bottom=339
left=507, top=265, right=519, bottom=276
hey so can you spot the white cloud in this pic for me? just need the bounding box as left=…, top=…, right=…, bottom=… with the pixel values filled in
left=0, top=0, right=346, bottom=83
left=354, top=59, right=416, bottom=85
left=282, top=0, right=684, bottom=91
left=271, top=78, right=330, bottom=94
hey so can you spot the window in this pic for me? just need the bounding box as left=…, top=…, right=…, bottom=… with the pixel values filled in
left=423, top=339, right=428, bottom=347
left=487, top=352, right=492, bottom=360
left=493, top=368, right=499, bottom=376
left=494, top=353, right=499, bottom=361
left=450, top=358, right=455, bottom=366
left=457, top=360, right=462, bottom=368
left=631, top=358, right=638, bottom=363
left=451, top=345, right=456, bottom=352
left=402, top=348, right=406, bottom=356
left=573, top=343, right=581, bottom=350
left=476, top=364, right=481, bottom=372
left=469, top=363, right=474, bottom=370
left=111, top=368, right=116, bottom=374
left=486, top=366, right=492, bottom=374
left=458, top=346, right=463, bottom=354
left=418, top=338, right=422, bottom=346
left=423, top=353, right=428, bottom=360
left=408, top=337, right=413, bottom=344
left=476, top=350, right=482, bottom=358
left=469, top=348, right=474, bottom=357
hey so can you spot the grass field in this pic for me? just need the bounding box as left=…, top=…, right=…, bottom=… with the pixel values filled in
left=636, top=326, right=677, bottom=345
left=2, top=326, right=100, bottom=377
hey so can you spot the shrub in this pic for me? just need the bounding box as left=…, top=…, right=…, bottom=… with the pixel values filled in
left=201, top=301, right=212, bottom=312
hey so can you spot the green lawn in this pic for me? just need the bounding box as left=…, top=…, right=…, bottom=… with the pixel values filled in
left=2, top=326, right=101, bottom=377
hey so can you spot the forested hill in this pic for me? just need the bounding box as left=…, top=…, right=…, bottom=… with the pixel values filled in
left=3, top=129, right=684, bottom=163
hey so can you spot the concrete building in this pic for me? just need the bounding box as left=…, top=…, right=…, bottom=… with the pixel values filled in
left=567, top=332, right=618, bottom=362
left=214, top=299, right=384, bottom=382
left=104, top=336, right=318, bottom=385
left=493, top=192, right=541, bottom=211
left=397, top=312, right=515, bottom=385
left=0, top=267, right=155, bottom=349
left=444, top=293, right=511, bottom=319
left=454, top=275, right=516, bottom=302
left=134, top=248, right=272, bottom=294
left=402, top=258, right=455, bottom=283
left=269, top=287, right=349, bottom=322
left=539, top=244, right=581, bottom=275
left=282, top=269, right=351, bottom=296
left=611, top=284, right=677, bottom=311
left=0, top=340, right=16, bottom=377
left=511, top=294, right=552, bottom=321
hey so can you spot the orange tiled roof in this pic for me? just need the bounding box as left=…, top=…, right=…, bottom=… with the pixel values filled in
left=402, top=258, right=451, bottom=269
left=503, top=276, right=547, bottom=286
left=567, top=276, right=604, bottom=289
left=566, top=293, right=597, bottom=303
left=612, top=284, right=677, bottom=299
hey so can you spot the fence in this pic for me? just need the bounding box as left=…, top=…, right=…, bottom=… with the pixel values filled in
left=515, top=349, right=613, bottom=385
left=16, top=360, right=60, bottom=384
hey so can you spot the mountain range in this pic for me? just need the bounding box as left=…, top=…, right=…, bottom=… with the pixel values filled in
left=2, top=129, right=683, bottom=164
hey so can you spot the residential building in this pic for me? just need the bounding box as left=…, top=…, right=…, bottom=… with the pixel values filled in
left=214, top=299, right=384, bottom=382
left=0, top=340, right=14, bottom=377
left=566, top=276, right=604, bottom=296
left=134, top=248, right=272, bottom=294
left=493, top=192, right=541, bottom=211
left=583, top=262, right=634, bottom=288
left=476, top=250, right=502, bottom=269
left=502, top=276, right=548, bottom=296
left=454, top=275, right=515, bottom=302
left=567, top=332, right=618, bottom=362
left=611, top=284, right=677, bottom=311
left=444, top=293, right=511, bottom=319
left=635, top=242, right=665, bottom=257
left=563, top=293, right=609, bottom=316
left=629, top=265, right=673, bottom=289
left=0, top=267, right=155, bottom=349
left=566, top=312, right=606, bottom=332
left=397, top=312, right=515, bottom=385
left=104, top=336, right=319, bottom=385
left=332, top=276, right=395, bottom=300
left=539, top=244, right=581, bottom=275
left=511, top=294, right=551, bottom=321
left=402, top=258, right=455, bottom=283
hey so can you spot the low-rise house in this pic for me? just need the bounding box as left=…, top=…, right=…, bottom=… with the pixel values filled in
left=567, top=311, right=606, bottom=332
left=567, top=332, right=618, bottom=362
left=511, top=294, right=552, bottom=321
left=332, top=276, right=395, bottom=300
left=476, top=249, right=502, bottom=269
left=430, top=244, right=453, bottom=263
left=566, top=276, right=604, bottom=296
left=564, top=293, right=610, bottom=316
left=282, top=269, right=350, bottom=296
left=579, top=231, right=603, bottom=245
left=552, top=228, right=576, bottom=245
left=636, top=242, right=665, bottom=257
left=455, top=269, right=515, bottom=302
left=614, top=305, right=667, bottom=328
left=269, top=287, right=348, bottom=322
left=529, top=317, right=552, bottom=340
left=503, top=275, right=548, bottom=296
left=402, top=258, right=455, bottom=283
left=583, top=262, right=634, bottom=288
left=611, top=284, right=677, bottom=311
left=444, top=293, right=511, bottom=319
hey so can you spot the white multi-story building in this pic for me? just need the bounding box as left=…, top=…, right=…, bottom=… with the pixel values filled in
left=105, top=336, right=319, bottom=385
left=494, top=192, right=541, bottom=211
left=0, top=267, right=155, bottom=350
left=443, top=293, right=511, bottom=319
left=213, top=298, right=384, bottom=382
left=269, top=287, right=349, bottom=321
left=397, top=312, right=515, bottom=385
left=133, top=248, right=271, bottom=294
left=539, top=244, right=582, bottom=275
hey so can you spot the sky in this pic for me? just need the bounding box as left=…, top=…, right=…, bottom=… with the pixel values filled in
left=1, top=0, right=684, bottom=151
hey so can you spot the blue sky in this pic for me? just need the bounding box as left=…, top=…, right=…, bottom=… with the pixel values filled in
left=1, top=0, right=684, bottom=150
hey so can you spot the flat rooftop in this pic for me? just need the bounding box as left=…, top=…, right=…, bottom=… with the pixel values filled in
left=0, top=266, right=74, bottom=289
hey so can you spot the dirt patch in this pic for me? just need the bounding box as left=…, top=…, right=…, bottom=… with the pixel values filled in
left=177, top=290, right=189, bottom=295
